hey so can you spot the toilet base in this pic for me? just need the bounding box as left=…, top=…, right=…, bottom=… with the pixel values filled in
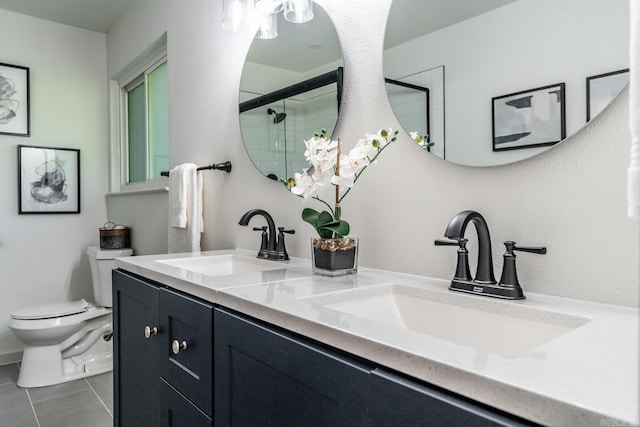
left=17, top=327, right=113, bottom=388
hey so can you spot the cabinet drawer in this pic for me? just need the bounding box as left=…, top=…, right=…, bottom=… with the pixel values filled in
left=159, top=288, right=213, bottom=416
left=160, top=379, right=212, bottom=427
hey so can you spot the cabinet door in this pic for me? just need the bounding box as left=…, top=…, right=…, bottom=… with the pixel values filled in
left=214, top=308, right=374, bottom=426
left=160, top=379, right=213, bottom=427
left=112, top=270, right=161, bottom=427
left=160, top=288, right=214, bottom=417
left=368, top=369, right=534, bottom=427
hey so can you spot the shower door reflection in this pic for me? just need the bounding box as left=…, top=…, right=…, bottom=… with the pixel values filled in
left=239, top=68, right=342, bottom=182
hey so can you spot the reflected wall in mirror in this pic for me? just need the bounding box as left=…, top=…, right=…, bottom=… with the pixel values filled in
left=240, top=2, right=343, bottom=181
left=384, top=0, right=629, bottom=167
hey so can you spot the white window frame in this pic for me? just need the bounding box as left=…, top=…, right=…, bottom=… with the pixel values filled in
left=109, top=47, right=168, bottom=193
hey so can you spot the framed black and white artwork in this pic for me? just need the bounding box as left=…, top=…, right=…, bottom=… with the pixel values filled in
left=0, top=62, right=30, bottom=136
left=492, top=83, right=566, bottom=152
left=18, top=145, right=80, bottom=214
left=586, top=68, right=629, bottom=121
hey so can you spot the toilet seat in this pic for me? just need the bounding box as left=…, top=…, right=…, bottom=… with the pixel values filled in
left=11, top=300, right=91, bottom=320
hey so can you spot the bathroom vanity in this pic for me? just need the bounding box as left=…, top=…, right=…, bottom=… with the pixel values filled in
left=113, top=250, right=639, bottom=427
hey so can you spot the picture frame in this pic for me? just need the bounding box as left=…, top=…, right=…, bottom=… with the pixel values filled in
left=586, top=68, right=629, bottom=121
left=0, top=62, right=30, bottom=136
left=492, top=83, right=566, bottom=152
left=18, top=145, right=80, bottom=214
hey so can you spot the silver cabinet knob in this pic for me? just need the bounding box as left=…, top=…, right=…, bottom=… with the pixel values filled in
left=144, top=326, right=158, bottom=338
left=172, top=340, right=188, bottom=354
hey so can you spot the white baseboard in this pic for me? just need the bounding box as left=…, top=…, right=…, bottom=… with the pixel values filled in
left=0, top=351, right=23, bottom=365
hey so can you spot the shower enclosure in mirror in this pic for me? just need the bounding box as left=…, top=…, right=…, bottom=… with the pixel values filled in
left=240, top=68, right=342, bottom=181
left=384, top=66, right=444, bottom=157
left=384, top=0, right=629, bottom=167
left=240, top=2, right=343, bottom=181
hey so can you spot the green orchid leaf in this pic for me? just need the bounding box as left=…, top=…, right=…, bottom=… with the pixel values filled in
left=302, top=208, right=338, bottom=238
left=318, top=220, right=350, bottom=238
left=301, top=208, right=321, bottom=226
left=317, top=210, right=334, bottom=226
left=318, top=228, right=334, bottom=239
left=316, top=211, right=336, bottom=238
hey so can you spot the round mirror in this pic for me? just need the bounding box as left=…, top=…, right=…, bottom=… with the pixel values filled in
left=240, top=2, right=343, bottom=181
left=383, top=0, right=629, bottom=167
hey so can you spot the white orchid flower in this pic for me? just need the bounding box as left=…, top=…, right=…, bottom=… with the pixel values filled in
left=311, top=165, right=333, bottom=186
left=290, top=171, right=318, bottom=199
left=286, top=128, right=398, bottom=239
left=350, top=137, right=378, bottom=160
left=341, top=154, right=369, bottom=177
left=331, top=173, right=355, bottom=188
left=304, top=136, right=338, bottom=161
left=310, top=147, right=336, bottom=168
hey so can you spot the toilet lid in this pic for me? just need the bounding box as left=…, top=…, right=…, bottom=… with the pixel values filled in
left=11, top=300, right=90, bottom=320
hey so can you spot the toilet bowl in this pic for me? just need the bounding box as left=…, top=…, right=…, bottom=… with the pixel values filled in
left=9, top=246, right=132, bottom=388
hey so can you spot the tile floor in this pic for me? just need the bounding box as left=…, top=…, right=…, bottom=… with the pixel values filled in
left=0, top=363, right=113, bottom=427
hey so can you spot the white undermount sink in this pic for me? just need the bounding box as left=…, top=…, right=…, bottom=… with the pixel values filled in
left=156, top=254, right=285, bottom=277
left=312, top=284, right=589, bottom=357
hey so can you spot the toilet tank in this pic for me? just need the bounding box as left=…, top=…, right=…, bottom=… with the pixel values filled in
left=87, top=246, right=133, bottom=307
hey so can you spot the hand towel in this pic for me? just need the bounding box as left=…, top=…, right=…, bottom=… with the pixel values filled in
left=168, top=163, right=204, bottom=253
left=169, top=164, right=192, bottom=228
left=629, top=0, right=640, bottom=219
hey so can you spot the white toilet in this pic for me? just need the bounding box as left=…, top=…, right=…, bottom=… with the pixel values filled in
left=9, top=246, right=132, bottom=388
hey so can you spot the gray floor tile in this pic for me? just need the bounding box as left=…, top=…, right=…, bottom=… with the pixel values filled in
left=0, top=363, right=19, bottom=385
left=33, top=389, right=112, bottom=427
left=0, top=382, right=39, bottom=427
left=28, top=378, right=91, bottom=403
left=86, top=372, right=113, bottom=413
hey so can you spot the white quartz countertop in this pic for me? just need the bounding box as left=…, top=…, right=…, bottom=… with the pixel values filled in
left=115, top=249, right=639, bottom=426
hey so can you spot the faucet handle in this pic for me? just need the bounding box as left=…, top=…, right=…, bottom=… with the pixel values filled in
left=253, top=226, right=268, bottom=254
left=504, top=241, right=547, bottom=255
left=434, top=238, right=460, bottom=246
left=435, top=238, right=472, bottom=281
left=275, top=227, right=295, bottom=261
left=499, top=241, right=547, bottom=291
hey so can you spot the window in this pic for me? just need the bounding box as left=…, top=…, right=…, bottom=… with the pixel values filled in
left=120, top=54, right=168, bottom=188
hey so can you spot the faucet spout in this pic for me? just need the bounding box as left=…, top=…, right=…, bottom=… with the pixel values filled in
left=239, top=209, right=277, bottom=257
left=444, top=210, right=496, bottom=284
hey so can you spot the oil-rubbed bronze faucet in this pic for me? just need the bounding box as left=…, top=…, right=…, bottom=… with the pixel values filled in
left=435, top=210, right=546, bottom=300
left=239, top=209, right=293, bottom=261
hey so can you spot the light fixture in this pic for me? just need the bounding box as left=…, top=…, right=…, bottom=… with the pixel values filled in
left=222, top=0, right=314, bottom=38
left=222, top=0, right=251, bottom=32
left=283, top=0, right=313, bottom=24
left=255, top=12, right=278, bottom=39
left=254, top=0, right=284, bottom=14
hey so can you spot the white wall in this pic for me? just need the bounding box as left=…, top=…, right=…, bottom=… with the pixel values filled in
left=106, top=0, right=638, bottom=312
left=0, top=10, right=108, bottom=359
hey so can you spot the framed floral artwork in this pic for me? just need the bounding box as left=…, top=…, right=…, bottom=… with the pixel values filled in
left=18, top=145, right=80, bottom=214
left=0, top=62, right=30, bottom=136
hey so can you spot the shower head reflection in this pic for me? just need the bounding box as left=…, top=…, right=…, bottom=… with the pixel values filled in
left=267, top=108, right=287, bottom=124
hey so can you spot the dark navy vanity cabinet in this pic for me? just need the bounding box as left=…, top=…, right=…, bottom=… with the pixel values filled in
left=214, top=308, right=374, bottom=425
left=113, top=270, right=213, bottom=427
left=214, top=308, right=532, bottom=427
left=112, top=270, right=161, bottom=426
left=113, top=269, right=534, bottom=427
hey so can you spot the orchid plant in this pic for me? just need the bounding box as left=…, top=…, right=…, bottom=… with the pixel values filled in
left=410, top=131, right=435, bottom=151
left=284, top=128, right=398, bottom=239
